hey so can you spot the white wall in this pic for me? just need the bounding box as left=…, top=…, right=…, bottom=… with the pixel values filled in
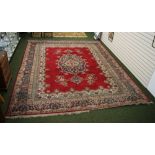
left=101, top=32, right=155, bottom=97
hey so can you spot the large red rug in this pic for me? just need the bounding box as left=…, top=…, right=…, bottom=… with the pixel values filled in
left=6, top=40, right=152, bottom=118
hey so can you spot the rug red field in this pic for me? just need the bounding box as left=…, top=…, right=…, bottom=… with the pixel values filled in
left=6, top=40, right=152, bottom=118
left=44, top=47, right=110, bottom=93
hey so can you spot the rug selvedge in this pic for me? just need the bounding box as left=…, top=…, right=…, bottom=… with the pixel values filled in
left=6, top=40, right=152, bottom=118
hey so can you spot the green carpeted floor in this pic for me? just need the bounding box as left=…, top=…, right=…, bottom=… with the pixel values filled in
left=1, top=32, right=155, bottom=123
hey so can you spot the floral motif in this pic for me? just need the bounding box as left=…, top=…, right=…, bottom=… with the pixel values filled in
left=55, top=75, right=68, bottom=86
left=58, top=53, right=86, bottom=74
left=55, top=49, right=62, bottom=55
left=86, top=74, right=96, bottom=85
left=71, top=75, right=83, bottom=84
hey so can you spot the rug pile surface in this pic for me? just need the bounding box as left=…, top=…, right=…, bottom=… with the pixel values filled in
left=6, top=40, right=152, bottom=118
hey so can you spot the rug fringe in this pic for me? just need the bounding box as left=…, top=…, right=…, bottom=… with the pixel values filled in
left=6, top=101, right=154, bottom=119
left=6, top=110, right=90, bottom=119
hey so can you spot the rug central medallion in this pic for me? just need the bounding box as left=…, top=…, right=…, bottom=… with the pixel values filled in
left=58, top=52, right=86, bottom=74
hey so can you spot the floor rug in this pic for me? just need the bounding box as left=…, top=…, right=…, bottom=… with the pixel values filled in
left=53, top=32, right=87, bottom=37
left=6, top=40, right=152, bottom=118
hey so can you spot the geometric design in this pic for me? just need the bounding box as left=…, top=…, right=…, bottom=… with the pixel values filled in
left=6, top=40, right=152, bottom=118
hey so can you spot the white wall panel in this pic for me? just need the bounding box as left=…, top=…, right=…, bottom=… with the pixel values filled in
left=101, top=32, right=155, bottom=97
